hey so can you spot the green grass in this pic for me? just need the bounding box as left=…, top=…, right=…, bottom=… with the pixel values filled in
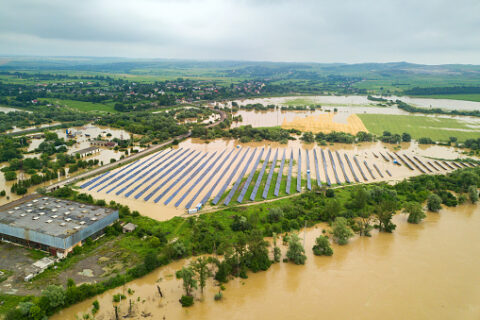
left=413, top=94, right=480, bottom=102
left=284, top=98, right=316, bottom=106
left=358, top=114, right=480, bottom=142
left=38, top=98, right=116, bottom=113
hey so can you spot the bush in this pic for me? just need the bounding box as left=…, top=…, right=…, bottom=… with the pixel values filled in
left=312, top=235, right=333, bottom=256
left=214, top=291, right=223, bottom=301
left=179, top=295, right=194, bottom=307
left=332, top=217, right=353, bottom=245
left=468, top=185, right=478, bottom=203
left=4, top=171, right=17, bottom=181
left=427, top=194, right=442, bottom=212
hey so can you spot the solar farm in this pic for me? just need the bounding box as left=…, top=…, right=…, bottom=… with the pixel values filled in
left=79, top=146, right=477, bottom=219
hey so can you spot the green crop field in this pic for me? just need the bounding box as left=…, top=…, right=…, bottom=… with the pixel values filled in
left=358, top=114, right=480, bottom=142
left=414, top=94, right=480, bottom=102
left=39, top=98, right=116, bottom=113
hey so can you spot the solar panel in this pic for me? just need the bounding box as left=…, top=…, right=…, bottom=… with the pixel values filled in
left=132, top=149, right=191, bottom=199
left=237, top=148, right=264, bottom=203
left=335, top=151, right=350, bottom=183
left=354, top=156, right=368, bottom=181
left=153, top=152, right=209, bottom=203
left=99, top=149, right=179, bottom=193
left=164, top=152, right=218, bottom=205
left=321, top=149, right=331, bottom=186
left=144, top=150, right=199, bottom=201
left=273, top=149, right=286, bottom=197
left=212, top=149, right=251, bottom=204
left=286, top=149, right=293, bottom=194
left=174, top=151, right=225, bottom=207
left=87, top=149, right=168, bottom=190
left=198, top=149, right=238, bottom=206
left=297, top=149, right=302, bottom=192
left=222, top=148, right=257, bottom=205
left=262, top=149, right=278, bottom=199
left=328, top=150, right=341, bottom=185
left=113, top=149, right=178, bottom=195
left=306, top=149, right=311, bottom=191
left=250, top=148, right=272, bottom=201
left=344, top=153, right=359, bottom=182
left=313, top=149, right=322, bottom=187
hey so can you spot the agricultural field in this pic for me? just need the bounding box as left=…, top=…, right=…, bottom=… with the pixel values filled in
left=414, top=94, right=480, bottom=102
left=358, top=114, right=480, bottom=142
left=38, top=98, right=117, bottom=113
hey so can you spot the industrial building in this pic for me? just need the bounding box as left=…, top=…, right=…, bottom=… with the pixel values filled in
left=0, top=196, right=118, bottom=256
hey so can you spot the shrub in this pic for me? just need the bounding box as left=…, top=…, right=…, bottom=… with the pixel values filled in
left=214, top=292, right=223, bottom=301
left=427, top=194, right=442, bottom=212
left=312, top=235, right=333, bottom=256
left=179, top=295, right=194, bottom=307
left=332, top=217, right=354, bottom=245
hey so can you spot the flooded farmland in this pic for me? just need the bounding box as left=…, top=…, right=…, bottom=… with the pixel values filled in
left=51, top=204, right=480, bottom=320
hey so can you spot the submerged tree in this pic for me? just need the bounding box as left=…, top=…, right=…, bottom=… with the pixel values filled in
left=403, top=202, right=426, bottom=224
left=375, top=200, right=397, bottom=232
left=272, top=233, right=281, bottom=263
left=191, top=257, right=211, bottom=294
left=332, top=217, right=354, bottom=245
left=427, top=194, right=442, bottom=212
left=176, top=267, right=197, bottom=297
left=312, top=235, right=333, bottom=256
left=468, top=185, right=478, bottom=204
left=286, top=233, right=307, bottom=265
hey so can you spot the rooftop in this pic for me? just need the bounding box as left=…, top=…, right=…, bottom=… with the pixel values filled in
left=0, top=196, right=116, bottom=239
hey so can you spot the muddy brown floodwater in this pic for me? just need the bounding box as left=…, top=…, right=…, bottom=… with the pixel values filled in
left=52, top=204, right=480, bottom=320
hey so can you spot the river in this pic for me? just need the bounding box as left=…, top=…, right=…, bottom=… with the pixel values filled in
left=52, top=204, right=480, bottom=320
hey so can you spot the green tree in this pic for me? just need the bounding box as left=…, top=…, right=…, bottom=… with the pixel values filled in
left=375, top=200, right=397, bottom=232
left=468, top=185, right=478, bottom=203
left=42, top=285, right=66, bottom=309
left=427, top=194, right=442, bottom=212
left=272, top=233, right=281, bottom=263
left=191, top=257, right=211, bottom=294
left=332, top=217, right=354, bottom=245
left=176, top=266, right=197, bottom=297
left=286, top=233, right=307, bottom=265
left=312, top=235, right=333, bottom=256
left=144, top=251, right=159, bottom=272
left=404, top=202, right=426, bottom=224
left=4, top=171, right=16, bottom=181
left=402, top=132, right=412, bottom=142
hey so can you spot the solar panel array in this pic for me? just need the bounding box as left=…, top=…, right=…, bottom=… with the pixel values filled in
left=80, top=145, right=466, bottom=215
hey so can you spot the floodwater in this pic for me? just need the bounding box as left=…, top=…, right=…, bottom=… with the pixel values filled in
left=0, top=124, right=138, bottom=206
left=229, top=95, right=480, bottom=111
left=226, top=96, right=480, bottom=129
left=0, top=106, right=23, bottom=113
left=77, top=137, right=470, bottom=221
left=52, top=204, right=480, bottom=320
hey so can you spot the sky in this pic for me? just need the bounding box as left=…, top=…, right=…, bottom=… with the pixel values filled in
left=1, top=0, right=480, bottom=64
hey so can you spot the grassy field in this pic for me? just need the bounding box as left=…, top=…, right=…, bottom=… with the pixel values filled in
left=413, top=94, right=480, bottom=102
left=39, top=98, right=116, bottom=113
left=358, top=114, right=480, bottom=142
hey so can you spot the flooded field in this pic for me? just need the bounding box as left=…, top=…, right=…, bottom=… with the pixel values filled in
left=230, top=95, right=480, bottom=111
left=0, top=124, right=137, bottom=206
left=226, top=95, right=480, bottom=130
left=52, top=204, right=480, bottom=320
left=77, top=137, right=472, bottom=221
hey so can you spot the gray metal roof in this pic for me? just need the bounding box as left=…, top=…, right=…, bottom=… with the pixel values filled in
left=0, top=196, right=115, bottom=239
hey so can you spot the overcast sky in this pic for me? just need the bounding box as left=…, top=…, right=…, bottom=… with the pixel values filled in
left=1, top=0, right=479, bottom=64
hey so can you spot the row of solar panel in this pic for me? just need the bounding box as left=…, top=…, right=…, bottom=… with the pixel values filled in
left=82, top=146, right=470, bottom=211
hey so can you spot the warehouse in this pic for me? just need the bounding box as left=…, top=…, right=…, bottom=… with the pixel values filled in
left=0, top=196, right=118, bottom=257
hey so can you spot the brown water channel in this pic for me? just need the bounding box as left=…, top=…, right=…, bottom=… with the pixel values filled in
left=52, top=204, right=480, bottom=320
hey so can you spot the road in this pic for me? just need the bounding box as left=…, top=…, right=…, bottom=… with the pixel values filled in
left=46, top=108, right=226, bottom=192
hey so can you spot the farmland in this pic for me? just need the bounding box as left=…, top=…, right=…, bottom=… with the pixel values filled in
left=358, top=114, right=480, bottom=142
